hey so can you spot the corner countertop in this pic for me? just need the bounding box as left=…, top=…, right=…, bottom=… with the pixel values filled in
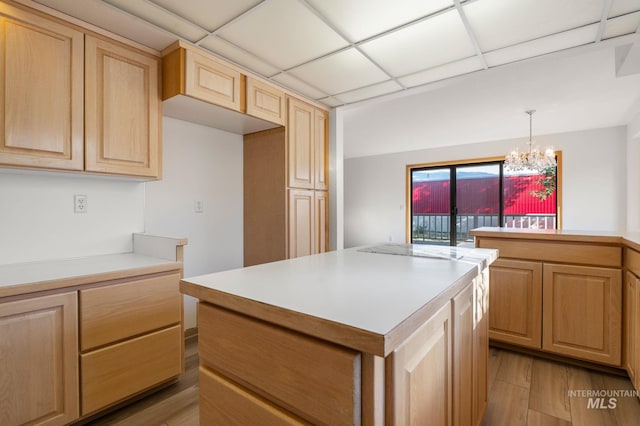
left=470, top=227, right=640, bottom=250
left=180, top=244, right=497, bottom=357
left=0, top=233, right=187, bottom=299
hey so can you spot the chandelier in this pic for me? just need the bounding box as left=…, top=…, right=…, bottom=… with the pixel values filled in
left=504, top=110, right=556, bottom=173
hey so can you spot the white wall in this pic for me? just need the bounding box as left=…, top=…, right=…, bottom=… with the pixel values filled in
left=344, top=126, right=627, bottom=248
left=0, top=170, right=144, bottom=265
left=627, top=114, right=640, bottom=231
left=145, top=117, right=244, bottom=329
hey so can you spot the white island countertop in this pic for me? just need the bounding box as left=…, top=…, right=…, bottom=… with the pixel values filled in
left=181, top=244, right=497, bottom=357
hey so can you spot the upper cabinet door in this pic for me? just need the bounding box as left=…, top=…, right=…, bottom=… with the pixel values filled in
left=246, top=77, right=285, bottom=126
left=185, top=50, right=244, bottom=113
left=0, top=4, right=84, bottom=170
left=314, top=108, right=328, bottom=190
left=85, top=35, right=161, bottom=178
left=287, top=97, right=314, bottom=189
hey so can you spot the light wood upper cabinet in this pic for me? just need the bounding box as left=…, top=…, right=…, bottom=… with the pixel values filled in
left=246, top=77, right=285, bottom=126
left=287, top=97, right=328, bottom=190
left=85, top=35, right=161, bottom=178
left=314, top=108, right=328, bottom=190
left=488, top=258, right=543, bottom=349
left=163, top=44, right=245, bottom=113
left=542, top=264, right=622, bottom=365
left=0, top=3, right=84, bottom=170
left=0, top=292, right=79, bottom=426
left=288, top=97, right=314, bottom=189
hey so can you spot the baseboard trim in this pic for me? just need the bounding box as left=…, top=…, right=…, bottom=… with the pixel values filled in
left=184, top=327, right=198, bottom=341
left=490, top=340, right=628, bottom=377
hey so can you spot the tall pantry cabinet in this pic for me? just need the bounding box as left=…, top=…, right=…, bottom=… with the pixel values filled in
left=244, top=97, right=329, bottom=266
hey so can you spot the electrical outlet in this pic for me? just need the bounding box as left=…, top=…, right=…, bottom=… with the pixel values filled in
left=74, top=194, right=88, bottom=213
left=194, top=200, right=204, bottom=213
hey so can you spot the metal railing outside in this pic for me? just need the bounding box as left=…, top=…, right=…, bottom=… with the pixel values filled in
left=412, top=214, right=556, bottom=243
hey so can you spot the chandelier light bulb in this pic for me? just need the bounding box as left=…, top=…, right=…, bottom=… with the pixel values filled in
left=504, top=110, right=557, bottom=173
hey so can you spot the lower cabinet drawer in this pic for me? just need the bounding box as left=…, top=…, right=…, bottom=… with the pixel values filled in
left=79, top=271, right=182, bottom=351
left=81, top=325, right=182, bottom=415
left=198, top=303, right=361, bottom=425
left=199, top=366, right=308, bottom=425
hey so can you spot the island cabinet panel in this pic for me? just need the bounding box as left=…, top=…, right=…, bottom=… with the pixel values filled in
left=0, top=3, right=84, bottom=171
left=488, top=259, right=542, bottom=348
left=85, top=35, right=160, bottom=178
left=80, top=325, right=182, bottom=415
left=542, top=264, right=622, bottom=365
left=0, top=292, right=79, bottom=426
left=246, top=77, right=285, bottom=125
left=386, top=302, right=452, bottom=426
left=453, top=283, right=474, bottom=426
left=473, top=270, right=490, bottom=425
left=199, top=367, right=309, bottom=425
left=198, top=303, right=361, bottom=425
left=79, top=271, right=182, bottom=351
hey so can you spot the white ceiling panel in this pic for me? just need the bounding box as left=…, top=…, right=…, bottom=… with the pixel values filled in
left=216, top=0, right=348, bottom=70
left=485, top=24, right=599, bottom=67
left=398, top=56, right=483, bottom=88
left=19, top=0, right=640, bottom=159
left=464, top=0, right=604, bottom=52
left=288, top=48, right=389, bottom=95
left=360, top=9, right=476, bottom=77
left=151, top=0, right=263, bottom=33
left=271, top=73, right=327, bottom=100
left=199, top=36, right=280, bottom=77
left=305, top=0, right=453, bottom=42
left=602, top=12, right=640, bottom=39
left=104, top=0, right=208, bottom=42
left=318, top=96, right=344, bottom=108
left=335, top=80, right=403, bottom=104
left=32, top=0, right=177, bottom=50
left=609, top=0, right=640, bottom=18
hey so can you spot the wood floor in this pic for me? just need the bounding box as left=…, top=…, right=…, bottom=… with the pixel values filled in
left=484, top=347, right=640, bottom=426
left=82, top=339, right=640, bottom=425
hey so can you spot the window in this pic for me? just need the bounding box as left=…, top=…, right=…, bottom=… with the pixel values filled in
left=407, top=155, right=560, bottom=247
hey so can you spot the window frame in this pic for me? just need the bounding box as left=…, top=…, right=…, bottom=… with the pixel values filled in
left=405, top=153, right=563, bottom=243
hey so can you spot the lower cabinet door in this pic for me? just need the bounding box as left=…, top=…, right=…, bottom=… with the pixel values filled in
left=199, top=366, right=308, bottom=425
left=489, top=259, right=543, bottom=348
left=387, top=302, right=452, bottom=425
left=0, top=292, right=79, bottom=426
left=542, top=264, right=622, bottom=365
left=81, top=325, right=182, bottom=415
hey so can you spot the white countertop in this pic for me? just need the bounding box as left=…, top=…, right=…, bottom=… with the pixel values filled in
left=181, top=244, right=497, bottom=355
left=0, top=234, right=187, bottom=298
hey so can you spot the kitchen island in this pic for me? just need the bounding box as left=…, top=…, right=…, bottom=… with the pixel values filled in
left=180, top=244, right=497, bottom=425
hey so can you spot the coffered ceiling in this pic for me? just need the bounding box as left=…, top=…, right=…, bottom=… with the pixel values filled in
left=24, top=0, right=640, bottom=108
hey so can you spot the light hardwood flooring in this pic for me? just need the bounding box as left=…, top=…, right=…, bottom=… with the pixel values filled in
left=484, top=347, right=640, bottom=426
left=82, top=340, right=640, bottom=425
